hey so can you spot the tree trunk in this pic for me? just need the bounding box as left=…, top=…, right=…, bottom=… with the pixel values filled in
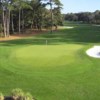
left=22, top=9, right=24, bottom=30
left=19, top=9, right=21, bottom=34
left=50, top=2, right=53, bottom=33
left=6, top=9, right=10, bottom=37
left=2, top=11, right=7, bottom=37
left=31, top=20, right=33, bottom=29
left=11, top=13, right=14, bottom=34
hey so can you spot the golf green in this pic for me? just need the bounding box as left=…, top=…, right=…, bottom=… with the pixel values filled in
left=9, top=45, right=83, bottom=73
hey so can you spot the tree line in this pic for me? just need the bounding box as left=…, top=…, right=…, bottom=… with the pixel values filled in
left=64, top=10, right=100, bottom=24
left=0, top=0, right=63, bottom=37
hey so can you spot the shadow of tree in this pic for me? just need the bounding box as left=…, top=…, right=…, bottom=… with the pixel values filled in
left=1, top=24, right=100, bottom=46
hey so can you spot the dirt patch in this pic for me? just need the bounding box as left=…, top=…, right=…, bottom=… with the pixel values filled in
left=0, top=30, right=46, bottom=42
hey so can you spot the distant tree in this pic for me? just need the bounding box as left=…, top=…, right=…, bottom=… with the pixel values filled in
left=64, top=10, right=100, bottom=24
left=65, top=13, right=78, bottom=21
left=94, top=10, right=100, bottom=24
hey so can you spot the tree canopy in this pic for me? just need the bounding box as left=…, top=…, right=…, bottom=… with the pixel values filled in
left=0, top=0, right=63, bottom=37
left=64, top=10, right=100, bottom=24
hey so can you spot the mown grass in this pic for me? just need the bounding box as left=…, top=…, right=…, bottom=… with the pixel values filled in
left=0, top=22, right=100, bottom=100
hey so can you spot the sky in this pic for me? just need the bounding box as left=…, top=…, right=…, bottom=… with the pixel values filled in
left=61, top=0, right=100, bottom=14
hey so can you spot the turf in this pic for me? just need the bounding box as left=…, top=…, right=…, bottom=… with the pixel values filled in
left=0, top=22, right=100, bottom=100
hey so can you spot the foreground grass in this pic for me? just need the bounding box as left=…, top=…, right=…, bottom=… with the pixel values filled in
left=0, top=23, right=100, bottom=100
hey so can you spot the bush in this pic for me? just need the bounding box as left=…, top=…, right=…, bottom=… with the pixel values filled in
left=11, top=88, right=24, bottom=100
left=0, top=92, right=4, bottom=100
left=0, top=89, right=35, bottom=100
left=11, top=88, right=35, bottom=100
left=24, top=92, right=33, bottom=100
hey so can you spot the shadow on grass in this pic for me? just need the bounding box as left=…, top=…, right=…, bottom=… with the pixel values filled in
left=1, top=24, right=100, bottom=46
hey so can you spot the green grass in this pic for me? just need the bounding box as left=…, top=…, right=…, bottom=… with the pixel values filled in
left=0, top=22, right=100, bottom=100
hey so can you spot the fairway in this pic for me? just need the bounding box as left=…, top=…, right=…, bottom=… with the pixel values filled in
left=1, top=23, right=100, bottom=100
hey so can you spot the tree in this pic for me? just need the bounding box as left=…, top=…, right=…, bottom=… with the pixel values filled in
left=13, top=0, right=32, bottom=33
left=94, top=10, right=100, bottom=24
left=44, top=0, right=63, bottom=32
left=0, top=0, right=63, bottom=37
left=64, top=11, right=100, bottom=24
left=0, top=0, right=12, bottom=37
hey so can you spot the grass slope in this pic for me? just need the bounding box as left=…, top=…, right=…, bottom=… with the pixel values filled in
left=0, top=22, right=100, bottom=100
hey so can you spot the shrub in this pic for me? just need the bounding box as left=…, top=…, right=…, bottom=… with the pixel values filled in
left=0, top=92, right=4, bottom=100
left=24, top=92, right=34, bottom=100
left=0, top=89, right=35, bottom=100
left=11, top=88, right=24, bottom=100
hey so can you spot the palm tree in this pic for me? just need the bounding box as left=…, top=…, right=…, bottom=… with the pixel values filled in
left=0, top=0, right=14, bottom=37
left=13, top=0, right=32, bottom=34
left=1, top=0, right=7, bottom=37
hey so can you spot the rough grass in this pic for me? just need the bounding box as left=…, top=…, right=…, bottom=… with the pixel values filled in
left=0, top=22, right=100, bottom=100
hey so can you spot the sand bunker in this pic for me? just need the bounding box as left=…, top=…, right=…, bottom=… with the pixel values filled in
left=86, top=46, right=100, bottom=58
left=59, top=26, right=74, bottom=29
left=92, top=25, right=100, bottom=27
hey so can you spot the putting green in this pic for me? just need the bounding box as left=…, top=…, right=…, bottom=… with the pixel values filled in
left=10, top=44, right=83, bottom=72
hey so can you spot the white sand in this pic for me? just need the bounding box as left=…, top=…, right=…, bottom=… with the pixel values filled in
left=92, top=25, right=100, bottom=27
left=59, top=26, right=74, bottom=29
left=86, top=46, right=100, bottom=58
